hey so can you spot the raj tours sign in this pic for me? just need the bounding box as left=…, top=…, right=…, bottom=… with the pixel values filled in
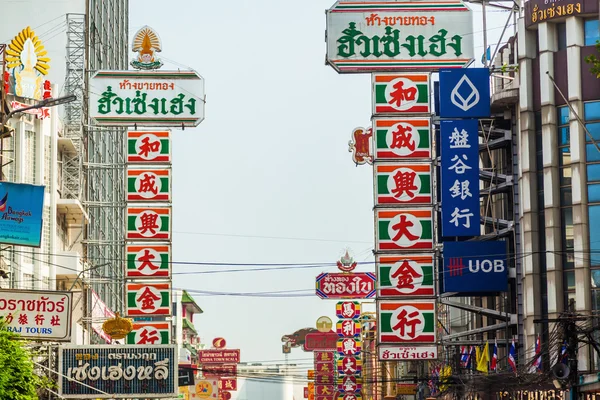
left=0, top=289, right=72, bottom=341
left=378, top=345, right=438, bottom=361
left=58, top=345, right=177, bottom=399
left=126, top=168, right=171, bottom=202
left=126, top=206, right=171, bottom=240
left=325, top=1, right=474, bottom=73
left=127, top=131, right=171, bottom=163
left=377, top=300, right=436, bottom=344
left=376, top=254, right=435, bottom=297
left=315, top=272, right=376, bottom=299
left=89, top=70, right=205, bottom=127
left=125, top=282, right=172, bottom=317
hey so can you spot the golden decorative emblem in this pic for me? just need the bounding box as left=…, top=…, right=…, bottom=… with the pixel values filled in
left=131, top=25, right=163, bottom=70
left=6, top=26, right=51, bottom=99
left=102, top=312, right=133, bottom=340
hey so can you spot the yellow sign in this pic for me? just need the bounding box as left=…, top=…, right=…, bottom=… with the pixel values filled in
left=131, top=25, right=163, bottom=70
left=6, top=26, right=50, bottom=100
left=308, top=369, right=315, bottom=380
left=196, top=380, right=215, bottom=398
left=396, top=383, right=417, bottom=395
left=316, top=316, right=333, bottom=333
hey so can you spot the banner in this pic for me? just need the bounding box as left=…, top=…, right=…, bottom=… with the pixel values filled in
left=0, top=182, right=44, bottom=247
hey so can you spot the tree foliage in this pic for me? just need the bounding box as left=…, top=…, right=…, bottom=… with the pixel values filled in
left=0, top=319, right=44, bottom=400
left=585, top=42, right=600, bottom=78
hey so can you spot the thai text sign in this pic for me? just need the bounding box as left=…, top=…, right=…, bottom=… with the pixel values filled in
left=440, top=120, right=480, bottom=237
left=372, top=74, right=430, bottom=114
left=378, top=300, right=436, bottom=344
left=375, top=208, right=434, bottom=251
left=89, top=70, right=205, bottom=127
left=375, top=163, right=432, bottom=205
left=0, top=182, right=45, bottom=247
left=378, top=345, right=438, bottom=361
left=125, top=244, right=171, bottom=279
left=315, top=272, right=376, bottom=299
left=126, top=168, right=171, bottom=202
left=0, top=289, right=71, bottom=341
left=127, top=131, right=171, bottom=164
left=126, top=206, right=171, bottom=240
left=58, top=345, right=177, bottom=399
left=203, top=364, right=237, bottom=377
left=125, top=282, right=172, bottom=317
left=325, top=1, right=473, bottom=73
left=304, top=332, right=339, bottom=351
left=126, top=321, right=171, bottom=345
left=377, top=254, right=435, bottom=297
left=198, top=349, right=241, bottom=364
left=524, top=0, right=594, bottom=27
left=443, top=241, right=508, bottom=293
left=10, top=101, right=49, bottom=119
left=373, top=117, right=432, bottom=160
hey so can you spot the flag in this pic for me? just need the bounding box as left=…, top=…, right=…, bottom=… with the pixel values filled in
left=560, top=340, right=568, bottom=364
left=460, top=346, right=469, bottom=368
left=477, top=341, right=490, bottom=374
left=508, top=339, right=517, bottom=373
left=490, top=340, right=498, bottom=372
left=533, top=335, right=542, bottom=372
left=466, top=346, right=475, bottom=369
left=481, top=45, right=491, bottom=64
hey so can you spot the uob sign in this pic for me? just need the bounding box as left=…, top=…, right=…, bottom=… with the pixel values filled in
left=443, top=241, right=508, bottom=293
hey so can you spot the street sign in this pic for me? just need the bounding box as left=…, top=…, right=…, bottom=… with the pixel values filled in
left=315, top=272, right=376, bottom=299
left=127, top=131, right=171, bottom=164
left=373, top=117, right=432, bottom=160
left=378, top=345, right=438, bottom=361
left=198, top=349, right=241, bottom=364
left=336, top=319, right=361, bottom=338
left=125, top=282, right=172, bottom=317
left=89, top=70, right=205, bottom=127
left=377, top=300, right=436, bottom=344
left=125, top=244, right=171, bottom=278
left=126, top=321, right=171, bottom=345
left=126, top=167, right=171, bottom=202
left=442, top=241, right=508, bottom=293
left=196, top=378, right=219, bottom=399
left=375, top=208, right=434, bottom=251
left=336, top=301, right=361, bottom=319
left=337, top=338, right=362, bottom=356
left=325, top=1, right=474, bottom=73
left=376, top=254, right=435, bottom=297
left=439, top=68, right=490, bottom=118
left=440, top=119, right=480, bottom=237
left=372, top=74, right=430, bottom=114
left=374, top=163, right=433, bottom=205
left=126, top=206, right=171, bottom=240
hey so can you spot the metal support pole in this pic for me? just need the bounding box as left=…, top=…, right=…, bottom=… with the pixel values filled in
left=482, top=0, right=488, bottom=68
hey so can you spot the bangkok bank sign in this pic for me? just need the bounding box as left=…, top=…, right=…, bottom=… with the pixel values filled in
left=442, top=241, right=508, bottom=293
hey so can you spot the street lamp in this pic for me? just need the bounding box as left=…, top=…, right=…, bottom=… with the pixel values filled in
left=1, top=94, right=77, bottom=137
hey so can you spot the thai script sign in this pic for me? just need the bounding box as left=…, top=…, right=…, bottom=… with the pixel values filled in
left=127, top=131, right=171, bottom=163
left=58, top=345, right=177, bottom=399
left=125, top=244, right=171, bottom=279
left=126, top=168, right=171, bottom=202
left=377, top=300, right=436, bottom=344
left=325, top=1, right=473, bottom=73
left=304, top=332, right=339, bottom=351
left=373, top=117, right=432, bottom=160
left=0, top=289, right=71, bottom=341
left=125, top=282, right=172, bottom=317
left=203, top=364, right=237, bottom=377
left=375, top=208, right=434, bottom=251
left=126, top=206, right=171, bottom=240
left=443, top=241, right=508, bottom=293
left=524, top=0, right=594, bottom=27
left=378, top=345, right=438, bottom=361
left=0, top=182, right=45, bottom=247
left=126, top=321, right=171, bottom=345
left=377, top=254, right=435, bottom=297
left=440, top=119, right=480, bottom=237
left=10, top=101, right=49, bottom=119
left=374, top=163, right=432, bottom=205
left=89, top=70, right=205, bottom=127
left=198, top=349, right=241, bottom=364
left=315, top=272, right=376, bottom=299
left=348, top=127, right=373, bottom=165
left=372, top=74, right=430, bottom=114
left=439, top=68, right=490, bottom=118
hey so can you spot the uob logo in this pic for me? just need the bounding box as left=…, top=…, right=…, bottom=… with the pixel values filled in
left=468, top=258, right=505, bottom=273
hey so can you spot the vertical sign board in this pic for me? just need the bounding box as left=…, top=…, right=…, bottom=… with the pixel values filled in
left=372, top=118, right=432, bottom=160
left=372, top=74, right=430, bottom=115
left=375, top=208, right=434, bottom=251
left=127, top=131, right=171, bottom=164
left=439, top=68, right=491, bottom=118
left=125, top=244, right=171, bottom=278
left=125, top=282, right=172, bottom=317
left=377, top=300, right=436, bottom=344
left=126, top=168, right=171, bottom=202
left=442, top=241, right=508, bottom=293
left=440, top=120, right=480, bottom=237
left=126, top=206, right=172, bottom=240
left=0, top=182, right=45, bottom=247
left=325, top=1, right=474, bottom=73
left=374, top=163, right=433, bottom=205
left=376, top=255, right=435, bottom=297
left=58, top=345, right=177, bottom=398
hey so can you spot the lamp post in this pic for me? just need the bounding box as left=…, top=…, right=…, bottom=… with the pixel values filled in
left=2, top=94, right=77, bottom=126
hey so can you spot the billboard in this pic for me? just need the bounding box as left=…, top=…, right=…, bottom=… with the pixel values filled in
left=377, top=300, right=436, bottom=344
left=442, top=241, right=508, bottom=293
left=89, top=70, right=205, bottom=127
left=440, top=120, right=480, bottom=237
left=0, top=289, right=72, bottom=341
left=374, top=163, right=432, bottom=205
left=58, top=345, right=177, bottom=398
left=315, top=272, right=376, bottom=299
left=0, top=182, right=45, bottom=247
left=372, top=117, right=432, bottom=160
left=377, top=254, right=435, bottom=297
left=325, top=1, right=474, bottom=73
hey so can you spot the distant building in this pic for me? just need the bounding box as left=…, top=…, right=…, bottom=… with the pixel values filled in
left=232, top=363, right=295, bottom=400
left=173, top=290, right=204, bottom=370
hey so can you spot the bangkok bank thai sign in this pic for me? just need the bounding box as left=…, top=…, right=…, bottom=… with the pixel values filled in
left=325, top=0, right=474, bottom=73
left=58, top=345, right=177, bottom=399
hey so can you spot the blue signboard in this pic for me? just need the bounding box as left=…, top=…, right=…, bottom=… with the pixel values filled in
left=0, top=182, right=44, bottom=247
left=441, top=120, right=480, bottom=237
left=442, top=241, right=508, bottom=293
left=439, top=68, right=490, bottom=118
left=59, top=345, right=177, bottom=399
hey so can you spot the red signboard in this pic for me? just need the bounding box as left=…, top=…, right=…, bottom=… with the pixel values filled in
left=316, top=385, right=336, bottom=396
left=304, top=387, right=309, bottom=399
left=219, top=378, right=237, bottom=391
left=203, top=364, right=237, bottom=376
left=315, top=375, right=335, bottom=385
left=315, top=272, right=376, bottom=299
left=219, top=391, right=232, bottom=400
left=315, top=351, right=336, bottom=363
left=198, top=349, right=240, bottom=364
left=304, top=332, right=338, bottom=351
left=315, top=361, right=335, bottom=375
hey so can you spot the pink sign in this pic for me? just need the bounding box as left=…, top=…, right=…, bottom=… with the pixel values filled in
left=315, top=273, right=376, bottom=299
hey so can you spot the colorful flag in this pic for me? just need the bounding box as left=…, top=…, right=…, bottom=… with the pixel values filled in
left=560, top=340, right=568, bottom=364
left=533, top=335, right=542, bottom=372
left=476, top=342, right=489, bottom=374
left=466, top=346, right=475, bottom=369
left=508, top=339, right=517, bottom=373
left=490, top=340, right=498, bottom=372
left=460, top=346, right=468, bottom=368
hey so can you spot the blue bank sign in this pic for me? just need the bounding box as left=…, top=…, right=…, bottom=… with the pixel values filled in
left=0, top=182, right=45, bottom=247
left=439, top=68, right=490, bottom=118
left=442, top=241, right=508, bottom=293
left=58, top=345, right=177, bottom=398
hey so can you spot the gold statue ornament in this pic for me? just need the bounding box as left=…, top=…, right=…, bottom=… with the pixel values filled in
left=131, top=26, right=163, bottom=70
left=101, top=312, right=133, bottom=340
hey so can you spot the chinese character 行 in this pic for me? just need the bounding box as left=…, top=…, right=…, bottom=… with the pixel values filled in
left=449, top=207, right=474, bottom=228
left=139, top=328, right=161, bottom=344
left=392, top=308, right=421, bottom=338
left=34, top=314, right=45, bottom=325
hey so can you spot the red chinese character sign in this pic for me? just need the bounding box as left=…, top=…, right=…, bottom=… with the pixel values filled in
left=219, top=378, right=237, bottom=391
left=373, top=118, right=432, bottom=160
left=377, top=300, right=436, bottom=344
left=337, top=375, right=362, bottom=393
left=375, top=209, right=434, bottom=251
left=374, top=163, right=433, bottom=205
left=337, top=338, right=361, bottom=356
left=127, top=131, right=171, bottom=163
left=376, top=255, right=435, bottom=297
left=126, top=206, right=171, bottom=240
left=125, top=282, right=171, bottom=317
left=336, top=319, right=361, bottom=338
left=336, top=301, right=361, bottom=319
left=348, top=127, right=372, bottom=165
left=372, top=74, right=431, bottom=115
left=337, top=356, right=362, bottom=376
left=125, top=244, right=171, bottom=278
left=125, top=321, right=171, bottom=344
left=315, top=273, right=376, bottom=299
left=126, top=168, right=171, bottom=202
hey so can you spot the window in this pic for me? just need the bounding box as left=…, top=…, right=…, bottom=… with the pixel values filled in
left=536, top=111, right=549, bottom=319
left=22, top=273, right=34, bottom=290
left=586, top=101, right=600, bottom=268
left=558, top=106, right=574, bottom=307
left=585, top=18, right=600, bottom=46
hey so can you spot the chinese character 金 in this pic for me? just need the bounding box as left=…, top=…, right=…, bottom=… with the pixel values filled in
left=136, top=287, right=162, bottom=311
left=391, top=260, right=422, bottom=290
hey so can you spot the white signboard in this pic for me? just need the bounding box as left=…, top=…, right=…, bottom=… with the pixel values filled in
left=378, top=345, right=438, bottom=361
left=89, top=70, right=205, bottom=127
left=326, top=0, right=474, bottom=73
left=0, top=289, right=72, bottom=341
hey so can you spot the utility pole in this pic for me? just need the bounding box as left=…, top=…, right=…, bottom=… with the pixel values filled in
left=565, top=299, right=578, bottom=400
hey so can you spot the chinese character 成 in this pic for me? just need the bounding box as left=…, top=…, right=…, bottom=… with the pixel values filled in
left=448, top=154, right=472, bottom=174
left=138, top=173, right=158, bottom=195
left=449, top=179, right=472, bottom=200
left=449, top=128, right=471, bottom=148
left=390, top=124, right=416, bottom=151
left=449, top=207, right=474, bottom=228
